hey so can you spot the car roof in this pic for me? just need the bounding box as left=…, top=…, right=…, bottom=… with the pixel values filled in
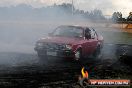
left=59, top=25, right=89, bottom=30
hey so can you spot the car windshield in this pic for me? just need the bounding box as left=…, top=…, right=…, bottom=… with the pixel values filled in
left=52, top=26, right=83, bottom=38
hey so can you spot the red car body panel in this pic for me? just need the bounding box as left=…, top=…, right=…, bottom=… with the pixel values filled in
left=35, top=25, right=104, bottom=59
left=38, top=37, right=82, bottom=44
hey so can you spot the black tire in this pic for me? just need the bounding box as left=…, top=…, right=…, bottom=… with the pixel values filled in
left=37, top=52, right=48, bottom=62
left=93, top=45, right=102, bottom=59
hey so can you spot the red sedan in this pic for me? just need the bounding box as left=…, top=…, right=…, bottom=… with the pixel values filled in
left=34, top=25, right=104, bottom=61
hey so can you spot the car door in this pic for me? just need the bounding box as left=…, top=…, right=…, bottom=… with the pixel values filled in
left=89, top=28, right=98, bottom=53
left=81, top=28, right=98, bottom=55
left=81, top=28, right=92, bottom=55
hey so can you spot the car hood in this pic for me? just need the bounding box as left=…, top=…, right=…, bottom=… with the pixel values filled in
left=37, top=36, right=82, bottom=44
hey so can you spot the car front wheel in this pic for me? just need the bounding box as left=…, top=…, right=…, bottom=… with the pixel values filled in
left=37, top=52, right=48, bottom=61
left=74, top=49, right=82, bottom=61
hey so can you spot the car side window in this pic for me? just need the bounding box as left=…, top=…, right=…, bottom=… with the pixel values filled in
left=85, top=28, right=91, bottom=39
left=90, top=28, right=97, bottom=39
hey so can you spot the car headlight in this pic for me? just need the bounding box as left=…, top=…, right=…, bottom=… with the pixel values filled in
left=36, top=42, right=43, bottom=46
left=65, top=44, right=72, bottom=50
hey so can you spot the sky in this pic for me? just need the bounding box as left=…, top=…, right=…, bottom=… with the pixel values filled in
left=0, top=0, right=131, bottom=17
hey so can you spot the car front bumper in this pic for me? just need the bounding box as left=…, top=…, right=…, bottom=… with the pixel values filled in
left=34, top=47, right=75, bottom=58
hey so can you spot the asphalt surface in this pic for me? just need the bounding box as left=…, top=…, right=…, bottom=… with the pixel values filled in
left=0, top=44, right=132, bottom=88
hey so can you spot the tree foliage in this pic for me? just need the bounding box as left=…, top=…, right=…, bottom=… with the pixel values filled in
left=0, top=3, right=105, bottom=21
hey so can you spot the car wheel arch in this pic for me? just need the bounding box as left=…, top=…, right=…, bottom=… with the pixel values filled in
left=74, top=47, right=83, bottom=61
left=74, top=45, right=82, bottom=53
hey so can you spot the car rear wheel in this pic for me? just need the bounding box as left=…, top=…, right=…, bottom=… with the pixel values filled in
left=93, top=45, right=102, bottom=59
